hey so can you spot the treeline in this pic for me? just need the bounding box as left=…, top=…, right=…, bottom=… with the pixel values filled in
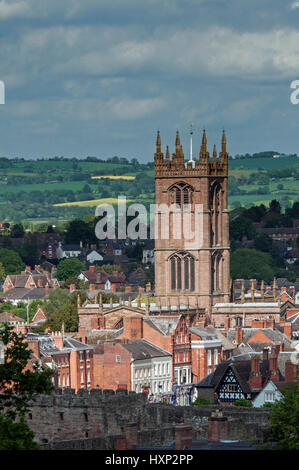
left=230, top=201, right=299, bottom=282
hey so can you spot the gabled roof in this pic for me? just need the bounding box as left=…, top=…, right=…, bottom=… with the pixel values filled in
left=121, top=339, right=171, bottom=360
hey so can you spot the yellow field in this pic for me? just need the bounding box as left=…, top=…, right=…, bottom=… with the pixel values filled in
left=91, top=175, right=136, bottom=180
left=54, top=198, right=132, bottom=207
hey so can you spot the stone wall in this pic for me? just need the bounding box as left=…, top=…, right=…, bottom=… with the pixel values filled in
left=27, top=389, right=271, bottom=449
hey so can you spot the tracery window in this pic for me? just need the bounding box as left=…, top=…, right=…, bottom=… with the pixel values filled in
left=169, top=251, right=195, bottom=291
left=169, top=182, right=193, bottom=207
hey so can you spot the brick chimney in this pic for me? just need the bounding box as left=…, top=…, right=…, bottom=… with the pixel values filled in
left=37, top=278, right=43, bottom=288
left=224, top=315, right=230, bottom=332
left=283, top=323, right=292, bottom=339
left=208, top=410, right=228, bottom=442
left=269, top=349, right=279, bottom=382
left=116, top=436, right=128, bottom=450
left=78, top=326, right=87, bottom=344
left=34, top=265, right=41, bottom=273
left=175, top=425, right=193, bottom=450
left=262, top=348, right=269, bottom=361
left=284, top=360, right=298, bottom=383
left=124, top=423, right=138, bottom=450
left=27, top=338, right=40, bottom=358
left=89, top=265, right=96, bottom=273
left=51, top=331, right=64, bottom=350
left=249, top=355, right=262, bottom=389
left=45, top=283, right=49, bottom=296
left=123, top=316, right=143, bottom=340
left=235, top=327, right=243, bottom=344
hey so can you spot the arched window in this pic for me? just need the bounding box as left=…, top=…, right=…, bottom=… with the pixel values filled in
left=169, top=182, right=193, bottom=207
left=169, top=252, right=195, bottom=291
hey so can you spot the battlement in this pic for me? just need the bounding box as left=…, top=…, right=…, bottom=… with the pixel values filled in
left=154, top=129, right=228, bottom=178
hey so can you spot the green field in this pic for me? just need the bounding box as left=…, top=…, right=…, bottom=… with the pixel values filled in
left=0, top=155, right=298, bottom=224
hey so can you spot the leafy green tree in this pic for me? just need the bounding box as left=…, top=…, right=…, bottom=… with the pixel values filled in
left=229, top=216, right=256, bottom=241
left=0, top=249, right=25, bottom=275
left=0, top=325, right=54, bottom=449
left=268, top=384, right=299, bottom=450
left=46, top=302, right=78, bottom=332
left=0, top=262, right=6, bottom=283
left=56, top=258, right=86, bottom=281
left=230, top=249, right=275, bottom=282
left=190, top=397, right=211, bottom=406
left=10, top=223, right=25, bottom=238
left=233, top=398, right=253, bottom=407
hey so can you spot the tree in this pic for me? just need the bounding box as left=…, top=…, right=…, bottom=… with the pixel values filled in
left=0, top=249, right=25, bottom=275
left=233, top=398, right=253, bottom=407
left=10, top=223, right=25, bottom=238
left=46, top=302, right=78, bottom=332
left=230, top=249, right=275, bottom=282
left=56, top=258, right=86, bottom=281
left=229, top=216, right=256, bottom=241
left=190, top=397, right=211, bottom=406
left=268, top=384, right=299, bottom=450
left=0, top=325, right=54, bottom=449
left=0, top=262, right=5, bottom=283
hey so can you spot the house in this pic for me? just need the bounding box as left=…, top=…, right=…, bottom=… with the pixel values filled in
left=93, top=338, right=172, bottom=400
left=85, top=249, right=103, bottom=264
left=56, top=242, right=82, bottom=259
left=189, top=326, right=223, bottom=384
left=26, top=331, right=94, bottom=391
left=0, top=286, right=51, bottom=305
left=252, top=380, right=283, bottom=408
left=142, top=240, right=155, bottom=265
left=192, top=346, right=298, bottom=405
left=78, top=265, right=127, bottom=291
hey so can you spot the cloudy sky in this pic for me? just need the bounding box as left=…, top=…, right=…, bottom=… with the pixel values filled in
left=0, top=0, right=299, bottom=161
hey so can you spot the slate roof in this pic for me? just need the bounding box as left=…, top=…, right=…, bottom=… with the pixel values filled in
left=0, top=311, right=25, bottom=323
left=145, top=317, right=179, bottom=336
left=189, top=327, right=219, bottom=341
left=26, top=333, right=93, bottom=355
left=227, top=327, right=292, bottom=347
left=205, top=326, right=236, bottom=352
left=61, top=244, right=82, bottom=251
left=1, top=287, right=49, bottom=301
left=121, top=339, right=171, bottom=360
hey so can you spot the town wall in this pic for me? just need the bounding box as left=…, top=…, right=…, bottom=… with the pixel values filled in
left=27, top=389, right=271, bottom=449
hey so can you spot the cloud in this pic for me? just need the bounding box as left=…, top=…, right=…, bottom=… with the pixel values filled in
left=290, top=1, right=299, bottom=9
left=0, top=0, right=28, bottom=19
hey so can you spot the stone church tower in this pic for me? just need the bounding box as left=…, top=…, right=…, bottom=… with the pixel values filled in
left=154, top=129, right=230, bottom=314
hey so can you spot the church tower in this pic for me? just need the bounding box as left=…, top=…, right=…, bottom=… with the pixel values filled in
left=154, top=129, right=230, bottom=314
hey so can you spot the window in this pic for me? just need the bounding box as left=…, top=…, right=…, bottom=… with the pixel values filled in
left=169, top=182, right=193, bottom=207
left=265, top=391, right=275, bottom=402
left=208, top=350, right=212, bottom=366
left=87, top=367, right=90, bottom=383
left=80, top=352, right=83, bottom=362
left=214, top=349, right=218, bottom=365
left=80, top=367, right=84, bottom=384
left=116, top=355, right=121, bottom=363
left=226, top=384, right=238, bottom=392
left=169, top=252, right=195, bottom=292
left=86, top=351, right=90, bottom=361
